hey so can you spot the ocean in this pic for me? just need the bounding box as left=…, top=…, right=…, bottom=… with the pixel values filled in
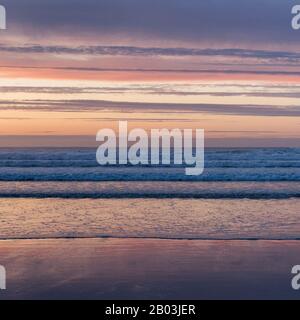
left=0, top=147, right=299, bottom=240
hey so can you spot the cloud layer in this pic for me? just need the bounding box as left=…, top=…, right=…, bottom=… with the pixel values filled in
left=2, top=0, right=298, bottom=46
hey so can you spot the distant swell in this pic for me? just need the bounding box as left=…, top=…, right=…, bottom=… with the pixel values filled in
left=0, top=148, right=299, bottom=196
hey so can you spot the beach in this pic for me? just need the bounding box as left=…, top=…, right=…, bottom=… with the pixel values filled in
left=0, top=238, right=299, bottom=300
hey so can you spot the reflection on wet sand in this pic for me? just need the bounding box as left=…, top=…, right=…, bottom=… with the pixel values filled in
left=0, top=238, right=299, bottom=300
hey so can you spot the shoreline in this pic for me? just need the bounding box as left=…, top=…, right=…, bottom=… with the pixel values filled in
left=1, top=237, right=300, bottom=241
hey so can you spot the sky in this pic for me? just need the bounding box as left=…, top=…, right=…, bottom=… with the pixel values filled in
left=0, top=0, right=300, bottom=147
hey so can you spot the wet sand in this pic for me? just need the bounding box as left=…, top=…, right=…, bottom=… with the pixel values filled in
left=0, top=238, right=300, bottom=300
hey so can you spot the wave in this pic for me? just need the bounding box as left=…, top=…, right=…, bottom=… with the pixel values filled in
left=0, top=193, right=298, bottom=199
left=0, top=167, right=299, bottom=181
left=0, top=181, right=299, bottom=199
left=0, top=159, right=300, bottom=168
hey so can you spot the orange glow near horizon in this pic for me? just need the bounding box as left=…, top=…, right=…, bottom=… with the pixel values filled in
left=0, top=39, right=300, bottom=147
left=1, top=66, right=300, bottom=83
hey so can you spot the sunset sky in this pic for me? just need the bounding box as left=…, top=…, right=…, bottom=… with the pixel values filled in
left=0, top=0, right=300, bottom=147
